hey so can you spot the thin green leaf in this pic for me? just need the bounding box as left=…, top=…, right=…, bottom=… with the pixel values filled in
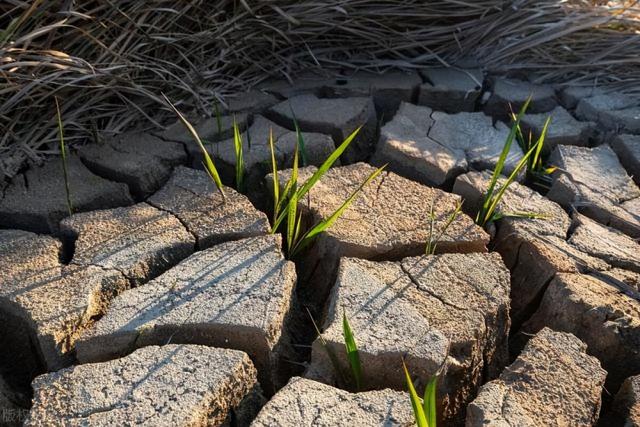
left=429, top=200, right=462, bottom=255
left=532, top=116, right=551, bottom=172
left=268, top=128, right=280, bottom=227
left=423, top=375, right=438, bottom=427
left=291, top=111, right=308, bottom=166
left=306, top=308, right=349, bottom=387
left=425, top=198, right=436, bottom=255
left=55, top=97, right=73, bottom=216
left=342, top=310, right=363, bottom=391
left=291, top=165, right=384, bottom=256
left=286, top=190, right=298, bottom=254
left=233, top=115, right=245, bottom=192
left=162, top=93, right=225, bottom=199
left=403, top=360, right=429, bottom=427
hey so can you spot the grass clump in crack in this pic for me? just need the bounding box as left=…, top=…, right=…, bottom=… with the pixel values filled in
left=268, top=125, right=384, bottom=258
left=475, top=98, right=548, bottom=227
left=404, top=360, right=438, bottom=427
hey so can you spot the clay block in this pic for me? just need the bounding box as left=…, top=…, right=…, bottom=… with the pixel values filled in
left=26, top=345, right=258, bottom=426
left=251, top=377, right=413, bottom=426
left=521, top=106, right=594, bottom=153
left=521, top=273, right=640, bottom=391
left=267, top=94, right=377, bottom=163
left=309, top=251, right=510, bottom=423
left=60, top=203, right=195, bottom=284
left=611, top=375, right=640, bottom=426
left=372, top=102, right=467, bottom=186
left=612, top=134, right=640, bottom=185
left=78, top=132, right=187, bottom=199
left=467, top=328, right=606, bottom=427
left=76, top=235, right=296, bottom=393
left=484, top=78, right=557, bottom=121
left=0, top=156, right=133, bottom=233
left=147, top=166, right=270, bottom=249
left=419, top=67, right=484, bottom=112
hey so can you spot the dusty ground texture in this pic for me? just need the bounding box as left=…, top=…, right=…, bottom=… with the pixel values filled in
left=466, top=327, right=606, bottom=427
left=25, top=345, right=258, bottom=426
left=1, top=69, right=638, bottom=426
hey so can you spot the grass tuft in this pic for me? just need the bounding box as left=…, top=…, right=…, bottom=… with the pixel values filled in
left=403, top=360, right=439, bottom=427
left=476, top=98, right=547, bottom=227
left=232, top=115, right=245, bottom=192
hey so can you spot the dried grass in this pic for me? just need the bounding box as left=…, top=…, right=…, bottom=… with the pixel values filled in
left=1, top=0, right=638, bottom=178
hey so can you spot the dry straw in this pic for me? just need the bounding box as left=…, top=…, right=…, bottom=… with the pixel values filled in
left=1, top=1, right=638, bottom=178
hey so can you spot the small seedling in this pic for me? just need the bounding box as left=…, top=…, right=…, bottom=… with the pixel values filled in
left=342, top=310, right=363, bottom=391
left=269, top=125, right=384, bottom=258
left=403, top=360, right=438, bottom=427
left=55, top=97, right=73, bottom=216
left=232, top=115, right=245, bottom=192
left=475, top=99, right=547, bottom=227
left=426, top=199, right=463, bottom=255
left=162, top=93, right=225, bottom=199
left=511, top=107, right=556, bottom=186
left=307, top=308, right=350, bottom=388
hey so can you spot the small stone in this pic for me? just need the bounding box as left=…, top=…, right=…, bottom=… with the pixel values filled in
left=0, top=155, right=133, bottom=233
left=226, top=90, right=279, bottom=114
left=147, top=166, right=270, bottom=249
left=251, top=377, right=413, bottom=426
left=76, top=235, right=296, bottom=393
left=372, top=102, right=467, bottom=186
left=484, top=78, right=557, bottom=121
left=576, top=93, right=640, bottom=133
left=521, top=106, right=594, bottom=153
left=267, top=94, right=377, bottom=163
left=309, top=252, right=510, bottom=423
left=26, top=345, right=258, bottom=427
left=568, top=213, right=640, bottom=273
left=419, top=67, right=484, bottom=112
left=521, top=273, right=640, bottom=391
left=60, top=203, right=195, bottom=284
left=271, top=163, right=489, bottom=302
left=612, top=134, right=640, bottom=185
left=0, top=263, right=128, bottom=371
left=428, top=111, right=523, bottom=173
left=611, top=375, right=640, bottom=426
left=466, top=328, right=606, bottom=427
left=78, top=132, right=187, bottom=199
left=548, top=144, right=640, bottom=236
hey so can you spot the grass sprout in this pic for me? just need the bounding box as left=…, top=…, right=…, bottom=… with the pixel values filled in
left=476, top=98, right=547, bottom=227
left=306, top=308, right=350, bottom=388
left=269, top=125, right=384, bottom=258
left=511, top=108, right=557, bottom=184
left=232, top=115, right=245, bottom=192
left=403, top=360, right=438, bottom=427
left=342, top=310, right=363, bottom=391
left=55, top=97, right=73, bottom=216
left=426, top=199, right=463, bottom=255
left=162, top=93, right=225, bottom=199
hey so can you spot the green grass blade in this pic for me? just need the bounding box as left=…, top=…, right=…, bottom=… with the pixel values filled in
left=479, top=97, right=530, bottom=222
left=403, top=360, right=429, bottom=427
left=425, top=198, right=436, bottom=255
left=306, top=308, right=349, bottom=387
left=342, top=310, right=363, bottom=391
left=292, top=165, right=384, bottom=255
left=286, top=190, right=298, bottom=254
left=430, top=200, right=462, bottom=255
left=268, top=128, right=280, bottom=227
left=532, top=116, right=551, bottom=172
left=423, top=375, right=438, bottom=427
left=296, top=126, right=361, bottom=200
left=162, top=93, right=225, bottom=199
left=55, top=97, right=73, bottom=216
left=291, top=111, right=308, bottom=167
left=233, top=115, right=245, bottom=192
